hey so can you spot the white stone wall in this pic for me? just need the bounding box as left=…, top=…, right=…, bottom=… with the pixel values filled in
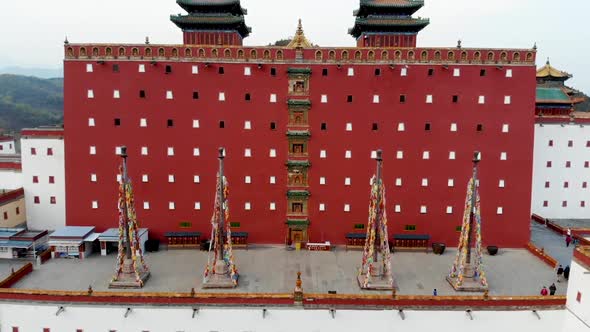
left=532, top=123, right=590, bottom=219
left=0, top=140, right=16, bottom=155
left=0, top=304, right=573, bottom=332
left=0, top=169, right=22, bottom=190
left=21, top=136, right=65, bottom=231
left=565, top=260, right=590, bottom=329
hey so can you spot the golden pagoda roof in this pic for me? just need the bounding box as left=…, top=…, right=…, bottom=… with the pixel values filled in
left=536, top=59, right=572, bottom=79
left=287, top=19, right=313, bottom=49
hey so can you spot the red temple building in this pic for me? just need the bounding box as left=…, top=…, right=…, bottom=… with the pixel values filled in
left=63, top=0, right=537, bottom=247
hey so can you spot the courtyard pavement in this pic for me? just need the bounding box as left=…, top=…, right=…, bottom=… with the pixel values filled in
left=0, top=259, right=29, bottom=280
left=530, top=221, right=575, bottom=267
left=12, top=246, right=565, bottom=296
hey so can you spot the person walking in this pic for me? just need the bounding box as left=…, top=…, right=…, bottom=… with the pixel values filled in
left=540, top=286, right=548, bottom=296
left=564, top=265, right=570, bottom=281
left=433, top=288, right=438, bottom=296
left=549, top=283, right=557, bottom=296
left=565, top=235, right=572, bottom=247
left=567, top=228, right=572, bottom=237
left=557, top=265, right=564, bottom=282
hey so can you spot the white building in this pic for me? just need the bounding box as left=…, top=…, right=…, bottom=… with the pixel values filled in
left=532, top=120, right=590, bottom=219
left=0, top=136, right=16, bottom=155
left=0, top=155, right=22, bottom=190
left=20, top=128, right=65, bottom=231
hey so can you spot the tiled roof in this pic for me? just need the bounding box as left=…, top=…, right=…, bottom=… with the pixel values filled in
left=170, top=13, right=251, bottom=36
left=360, top=0, right=424, bottom=7
left=177, top=0, right=240, bottom=5
left=537, top=61, right=571, bottom=79
left=176, top=0, right=247, bottom=15
left=349, top=16, right=429, bottom=36
left=536, top=87, right=572, bottom=104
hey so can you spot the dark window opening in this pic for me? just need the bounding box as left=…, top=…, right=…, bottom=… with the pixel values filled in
left=400, top=94, right=406, bottom=103
left=167, top=119, right=174, bottom=127
left=322, top=68, right=328, bottom=76
left=477, top=124, right=483, bottom=132
left=270, top=67, right=277, bottom=76
left=218, top=67, right=225, bottom=74
left=428, top=68, right=434, bottom=76
left=374, top=68, right=381, bottom=76
left=165, top=65, right=172, bottom=74
left=113, top=64, right=119, bottom=73
left=347, top=95, right=353, bottom=103
left=455, top=226, right=462, bottom=232
left=139, top=90, right=146, bottom=98
left=452, top=95, right=459, bottom=103
left=192, top=91, right=199, bottom=99
left=372, top=123, right=378, bottom=131
left=321, top=123, right=327, bottom=131
left=480, top=69, right=486, bottom=77
left=425, top=123, right=431, bottom=131
left=405, top=225, right=417, bottom=231
left=219, top=121, right=225, bottom=129
left=245, top=93, right=251, bottom=101
left=270, top=122, right=276, bottom=130
left=114, top=118, right=121, bottom=126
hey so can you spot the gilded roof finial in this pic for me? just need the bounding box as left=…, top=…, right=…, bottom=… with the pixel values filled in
left=287, top=19, right=313, bottom=49
left=546, top=57, right=550, bottom=65
left=64, top=36, right=69, bottom=45
left=533, top=42, right=537, bottom=51
left=457, top=39, right=462, bottom=49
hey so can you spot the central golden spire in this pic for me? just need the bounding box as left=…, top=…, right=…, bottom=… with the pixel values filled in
left=287, top=19, right=313, bottom=49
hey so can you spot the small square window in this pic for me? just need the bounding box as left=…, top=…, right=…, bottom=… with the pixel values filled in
left=167, top=147, right=174, bottom=156
left=34, top=196, right=40, bottom=204
left=345, top=177, right=351, bottom=185
left=167, top=119, right=174, bottom=127
left=140, top=118, right=147, bottom=127
left=546, top=161, right=552, bottom=168
left=374, top=68, right=381, bottom=76
left=396, top=151, right=404, bottom=159
left=270, top=94, right=277, bottom=103
left=33, top=176, right=39, bottom=183
left=583, top=182, right=588, bottom=188
left=424, top=123, right=431, bottom=131
left=347, top=95, right=353, bottom=103
left=50, top=196, right=56, bottom=204
left=321, top=95, right=328, bottom=103
left=90, top=174, right=97, bottom=182
left=453, top=68, right=460, bottom=77
left=269, top=149, right=277, bottom=157
left=428, top=68, right=434, bottom=76
left=564, top=181, right=569, bottom=188
left=270, top=122, right=276, bottom=130
left=166, top=91, right=173, bottom=99
left=47, top=148, right=53, bottom=156
left=219, top=92, right=226, bottom=101
left=499, top=180, right=505, bottom=188
left=244, top=67, right=251, bottom=76
left=450, top=123, right=458, bottom=132
left=193, top=175, right=200, bottom=183
left=143, top=202, right=150, bottom=210
left=394, top=205, right=401, bottom=213
left=502, top=124, right=509, bottom=133
left=87, top=90, right=94, bottom=99
left=448, top=179, right=455, bottom=187
left=452, top=95, right=459, bottom=103
left=270, top=67, right=277, bottom=76
left=244, top=148, right=252, bottom=157
left=89, top=146, right=96, bottom=155
left=478, top=96, right=485, bottom=104
left=113, top=90, right=120, bottom=99
left=91, top=200, right=98, bottom=209
left=576, top=292, right=582, bottom=303
left=322, top=68, right=328, bottom=76
left=480, top=69, right=486, bottom=77
left=347, top=68, right=354, bottom=76
left=397, top=123, right=405, bottom=132
left=114, top=118, right=121, bottom=126
left=371, top=151, right=377, bottom=159
left=549, top=140, right=554, bottom=147
left=320, top=177, right=326, bottom=185
left=400, top=95, right=406, bottom=103
left=269, top=202, right=276, bottom=211
left=568, top=140, right=574, bottom=147
left=244, top=121, right=252, bottom=130
left=373, top=95, right=380, bottom=103
left=192, top=65, right=199, bottom=74
left=139, top=90, right=146, bottom=98
left=543, top=201, right=548, bottom=207
left=192, top=91, right=199, bottom=99
left=562, top=201, right=568, bottom=207
left=142, top=174, right=149, bottom=183
left=426, top=95, right=433, bottom=103
left=344, top=204, right=351, bottom=212
left=585, top=161, right=589, bottom=168
left=168, top=174, right=175, bottom=183
left=345, top=150, right=352, bottom=159
left=581, top=201, right=586, bottom=208
left=504, top=96, right=511, bottom=104
left=138, top=64, right=146, bottom=73
left=395, top=178, right=402, bottom=186
left=423, top=151, right=430, bottom=159
left=372, top=123, right=378, bottom=131
left=141, top=147, right=148, bottom=155
left=244, top=202, right=251, bottom=210
left=500, top=152, right=507, bottom=160
left=497, top=207, right=503, bottom=215
left=245, top=176, right=252, bottom=184
left=321, top=123, right=327, bottom=131
left=193, top=148, right=200, bottom=156
left=401, top=67, right=408, bottom=76
left=319, top=203, right=326, bottom=211
left=165, top=65, right=172, bottom=74
left=566, top=161, right=571, bottom=168
left=49, top=176, right=55, bottom=184
left=545, top=181, right=550, bottom=188
left=218, top=67, right=225, bottom=74
left=270, top=176, right=276, bottom=184
left=86, top=64, right=93, bottom=72
left=506, top=69, right=512, bottom=78
left=245, top=93, right=251, bottom=101
left=169, top=202, right=176, bottom=210
left=446, top=206, right=453, bottom=214
left=88, top=118, right=95, bottom=127
left=421, top=178, right=428, bottom=187
left=346, top=123, right=353, bottom=131
left=420, top=206, right=427, bottom=214
left=192, top=120, right=200, bottom=128
left=477, top=124, right=484, bottom=132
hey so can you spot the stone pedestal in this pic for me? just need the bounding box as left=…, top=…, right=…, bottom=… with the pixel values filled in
left=202, top=259, right=236, bottom=289
left=357, top=272, right=396, bottom=291
left=109, top=258, right=150, bottom=289
left=446, top=264, right=488, bottom=292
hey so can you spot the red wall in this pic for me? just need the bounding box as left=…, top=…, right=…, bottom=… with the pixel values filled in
left=64, top=49, right=536, bottom=247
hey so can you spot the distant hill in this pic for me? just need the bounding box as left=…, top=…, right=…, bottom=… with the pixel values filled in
left=0, top=74, right=63, bottom=131
left=0, top=66, right=63, bottom=79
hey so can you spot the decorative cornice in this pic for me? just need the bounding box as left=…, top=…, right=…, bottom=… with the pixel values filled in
left=286, top=160, right=311, bottom=168
left=287, top=67, right=312, bottom=75
left=287, top=99, right=311, bottom=107
left=286, top=130, right=311, bottom=138
left=287, top=190, right=310, bottom=198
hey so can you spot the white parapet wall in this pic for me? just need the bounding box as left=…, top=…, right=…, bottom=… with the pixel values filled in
left=0, top=304, right=574, bottom=332
left=532, top=123, right=590, bottom=219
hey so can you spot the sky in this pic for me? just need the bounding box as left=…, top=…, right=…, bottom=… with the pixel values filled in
left=0, top=0, right=589, bottom=92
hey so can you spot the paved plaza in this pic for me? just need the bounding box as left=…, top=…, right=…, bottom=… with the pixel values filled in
left=531, top=221, right=575, bottom=267
left=549, top=218, right=590, bottom=230
left=13, top=246, right=565, bottom=296
left=0, top=260, right=28, bottom=281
